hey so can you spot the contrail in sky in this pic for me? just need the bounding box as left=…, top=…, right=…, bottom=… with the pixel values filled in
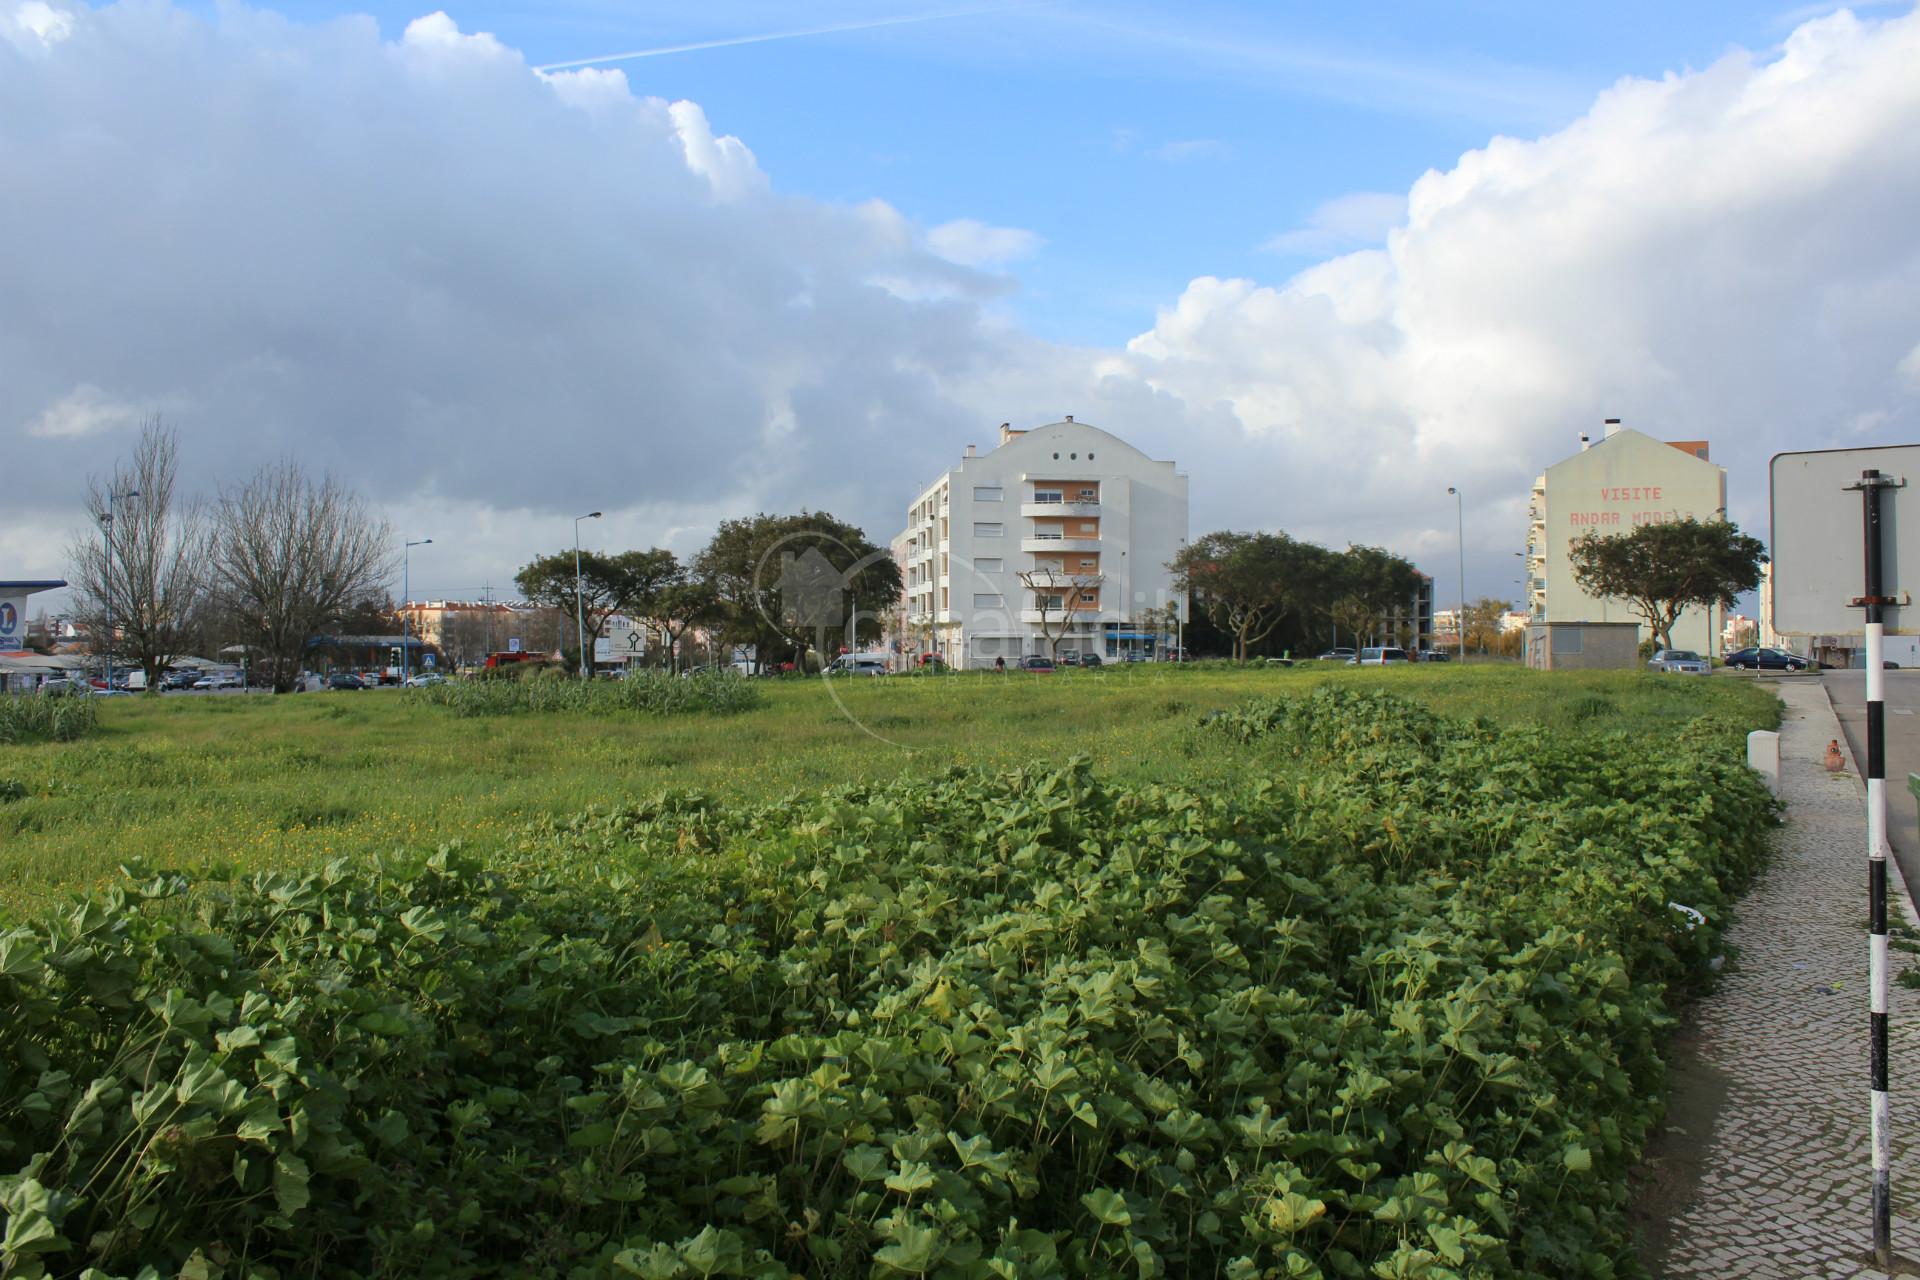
left=533, top=5, right=1022, bottom=73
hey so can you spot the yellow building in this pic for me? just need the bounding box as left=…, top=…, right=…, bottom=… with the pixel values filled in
left=1524, top=422, right=1728, bottom=655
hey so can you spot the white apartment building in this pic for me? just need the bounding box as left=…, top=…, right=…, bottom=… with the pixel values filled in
left=893, top=419, right=1189, bottom=667
left=1524, top=421, right=1728, bottom=656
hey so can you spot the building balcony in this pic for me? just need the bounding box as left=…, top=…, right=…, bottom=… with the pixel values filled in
left=1021, top=500, right=1100, bottom=518
left=1021, top=569, right=1099, bottom=588
left=1020, top=536, right=1101, bottom=553
left=908, top=548, right=933, bottom=566
left=1019, top=609, right=1102, bottom=625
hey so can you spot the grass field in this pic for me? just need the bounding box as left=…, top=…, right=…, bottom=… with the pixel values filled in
left=0, top=664, right=1780, bottom=908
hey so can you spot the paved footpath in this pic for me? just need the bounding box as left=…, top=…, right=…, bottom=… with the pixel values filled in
left=1650, top=680, right=1920, bottom=1276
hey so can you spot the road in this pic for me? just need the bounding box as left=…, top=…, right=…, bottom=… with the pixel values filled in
left=1821, top=669, right=1920, bottom=911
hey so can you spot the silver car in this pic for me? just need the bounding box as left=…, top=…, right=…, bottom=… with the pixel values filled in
left=1648, top=648, right=1709, bottom=675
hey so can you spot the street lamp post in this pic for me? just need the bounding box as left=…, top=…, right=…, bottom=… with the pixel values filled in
left=574, top=511, right=602, bottom=678
left=402, top=539, right=432, bottom=684
left=1446, top=487, right=1466, bottom=661
left=100, top=488, right=139, bottom=690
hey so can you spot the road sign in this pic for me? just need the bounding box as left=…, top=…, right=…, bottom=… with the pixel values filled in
left=1771, top=446, right=1920, bottom=636
left=508, top=637, right=523, bottom=653
left=424, top=653, right=435, bottom=668
left=593, top=636, right=614, bottom=661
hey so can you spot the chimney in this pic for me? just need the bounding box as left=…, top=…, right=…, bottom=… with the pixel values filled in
left=1603, top=417, right=1622, bottom=438
left=965, top=444, right=977, bottom=458
left=1579, top=433, right=1591, bottom=452
left=1064, top=414, right=1074, bottom=423
left=998, top=422, right=1019, bottom=445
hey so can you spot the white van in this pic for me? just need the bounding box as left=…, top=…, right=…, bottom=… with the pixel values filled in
left=829, top=654, right=891, bottom=677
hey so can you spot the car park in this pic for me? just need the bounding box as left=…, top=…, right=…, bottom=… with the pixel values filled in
left=1724, top=646, right=1814, bottom=672
left=1019, top=655, right=1056, bottom=673
left=1648, top=648, right=1710, bottom=675
left=1354, top=647, right=1412, bottom=666
left=1317, top=647, right=1357, bottom=662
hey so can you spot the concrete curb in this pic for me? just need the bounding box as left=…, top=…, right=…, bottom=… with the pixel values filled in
left=1820, top=679, right=1920, bottom=926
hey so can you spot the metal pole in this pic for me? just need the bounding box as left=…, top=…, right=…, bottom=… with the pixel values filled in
left=103, top=492, right=114, bottom=693
left=402, top=538, right=431, bottom=685
left=574, top=512, right=601, bottom=679
left=1448, top=487, right=1466, bottom=661
left=1851, top=467, right=1896, bottom=1268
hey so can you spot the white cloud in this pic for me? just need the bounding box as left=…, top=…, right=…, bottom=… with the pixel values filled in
left=1262, top=191, right=1407, bottom=255
left=2, top=2, right=1918, bottom=607
left=1118, top=7, right=1920, bottom=568
left=926, top=218, right=1043, bottom=268
left=26, top=384, right=141, bottom=439
left=1899, top=340, right=1920, bottom=388
left=4, top=1, right=73, bottom=52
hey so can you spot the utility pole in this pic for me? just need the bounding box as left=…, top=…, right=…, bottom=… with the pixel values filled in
left=100, top=487, right=139, bottom=690
left=1447, top=486, right=1466, bottom=661
left=402, top=538, right=432, bottom=684
left=574, top=511, right=602, bottom=678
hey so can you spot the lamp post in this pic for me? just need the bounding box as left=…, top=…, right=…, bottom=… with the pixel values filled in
left=1446, top=486, right=1465, bottom=661
left=574, top=511, right=602, bottom=678
left=99, top=487, right=139, bottom=690
left=402, top=538, right=432, bottom=684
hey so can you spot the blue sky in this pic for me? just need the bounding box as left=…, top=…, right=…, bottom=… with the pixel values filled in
left=181, top=0, right=1867, bottom=346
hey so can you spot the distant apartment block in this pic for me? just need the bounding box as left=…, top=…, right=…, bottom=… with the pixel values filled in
left=1524, top=421, right=1728, bottom=663
left=892, top=420, right=1188, bottom=667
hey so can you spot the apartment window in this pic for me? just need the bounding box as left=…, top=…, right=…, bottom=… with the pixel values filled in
left=973, top=486, right=1003, bottom=502
left=1032, top=530, right=1062, bottom=541
left=1036, top=594, right=1065, bottom=610
left=975, top=557, right=1003, bottom=573
left=1034, top=489, right=1063, bottom=504
left=941, top=587, right=949, bottom=610
left=1079, top=522, right=1096, bottom=534
left=1077, top=488, right=1096, bottom=500
left=1078, top=559, right=1096, bottom=570
left=974, top=522, right=1004, bottom=537
left=973, top=593, right=1004, bottom=608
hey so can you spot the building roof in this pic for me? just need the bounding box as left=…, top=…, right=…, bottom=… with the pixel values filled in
left=0, top=580, right=67, bottom=592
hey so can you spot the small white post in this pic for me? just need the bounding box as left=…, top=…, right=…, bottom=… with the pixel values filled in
left=1746, top=729, right=1781, bottom=793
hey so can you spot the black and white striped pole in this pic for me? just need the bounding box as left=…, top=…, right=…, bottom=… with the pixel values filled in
left=1852, top=467, right=1898, bottom=1268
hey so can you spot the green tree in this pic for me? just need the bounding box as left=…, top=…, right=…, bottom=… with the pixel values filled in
left=514, top=547, right=679, bottom=671
left=655, top=576, right=722, bottom=671
left=694, top=512, right=902, bottom=671
left=1569, top=517, right=1764, bottom=650
left=1172, top=532, right=1328, bottom=661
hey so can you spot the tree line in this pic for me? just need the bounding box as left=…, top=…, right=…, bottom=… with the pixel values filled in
left=515, top=511, right=901, bottom=674
left=68, top=419, right=390, bottom=693
left=70, top=422, right=909, bottom=690
left=1170, top=532, right=1427, bottom=660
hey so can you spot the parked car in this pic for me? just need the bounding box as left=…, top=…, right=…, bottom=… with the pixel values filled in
left=327, top=673, right=367, bottom=690
left=404, top=673, right=446, bottom=687
left=1648, top=648, right=1710, bottom=675
left=1724, top=646, right=1813, bottom=672
left=1019, top=655, right=1057, bottom=673
left=1418, top=650, right=1452, bottom=663
left=917, top=652, right=947, bottom=668
left=1354, top=647, right=1412, bottom=666
left=39, top=678, right=87, bottom=696
left=1317, top=647, right=1357, bottom=662
left=1077, top=652, right=1104, bottom=667
left=828, top=654, right=890, bottom=677
left=192, top=673, right=243, bottom=691
left=161, top=670, right=200, bottom=691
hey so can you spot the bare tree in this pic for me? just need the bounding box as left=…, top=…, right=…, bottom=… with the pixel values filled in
left=1018, top=564, right=1103, bottom=659
left=209, top=462, right=393, bottom=692
left=67, top=416, right=211, bottom=689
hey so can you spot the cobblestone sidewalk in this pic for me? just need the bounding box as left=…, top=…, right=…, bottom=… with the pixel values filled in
left=1649, top=680, right=1920, bottom=1277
